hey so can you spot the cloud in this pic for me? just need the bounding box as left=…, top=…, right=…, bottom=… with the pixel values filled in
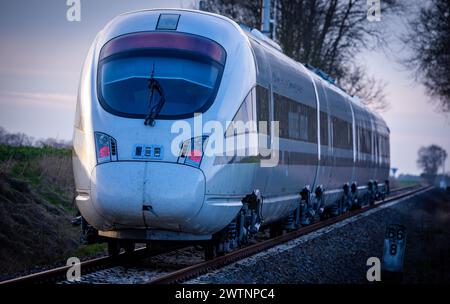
left=0, top=67, right=74, bottom=77
left=0, top=90, right=76, bottom=109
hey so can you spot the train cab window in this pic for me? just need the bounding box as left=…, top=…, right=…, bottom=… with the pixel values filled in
left=97, top=32, right=226, bottom=119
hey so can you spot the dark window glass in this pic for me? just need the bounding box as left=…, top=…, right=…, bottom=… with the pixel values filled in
left=320, top=111, right=328, bottom=146
left=274, top=94, right=288, bottom=139
left=274, top=93, right=317, bottom=143
left=359, top=128, right=372, bottom=154
left=332, top=116, right=353, bottom=150
left=381, top=135, right=390, bottom=158
left=226, top=90, right=256, bottom=137
left=256, top=86, right=270, bottom=134
left=256, top=85, right=271, bottom=149
left=367, top=130, right=370, bottom=154
left=97, top=32, right=226, bottom=119
left=99, top=55, right=222, bottom=118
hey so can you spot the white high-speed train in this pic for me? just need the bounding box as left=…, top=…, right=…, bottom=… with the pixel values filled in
left=73, top=9, right=390, bottom=257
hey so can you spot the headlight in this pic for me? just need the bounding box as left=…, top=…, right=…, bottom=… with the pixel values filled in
left=178, top=136, right=208, bottom=168
left=94, top=132, right=117, bottom=164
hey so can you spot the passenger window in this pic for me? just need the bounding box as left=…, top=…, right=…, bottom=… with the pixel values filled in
left=332, top=116, right=352, bottom=150
left=256, top=85, right=271, bottom=149
left=256, top=86, right=270, bottom=134
left=320, top=111, right=328, bottom=146
left=226, top=90, right=256, bottom=137
left=274, top=93, right=317, bottom=143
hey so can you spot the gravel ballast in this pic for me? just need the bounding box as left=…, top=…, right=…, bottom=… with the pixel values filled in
left=188, top=188, right=450, bottom=284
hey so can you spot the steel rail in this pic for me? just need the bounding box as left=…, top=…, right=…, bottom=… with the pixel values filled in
left=0, top=244, right=183, bottom=284
left=148, top=184, right=431, bottom=284
left=0, top=184, right=426, bottom=285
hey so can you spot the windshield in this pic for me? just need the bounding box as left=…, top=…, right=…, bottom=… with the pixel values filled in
left=97, top=32, right=226, bottom=119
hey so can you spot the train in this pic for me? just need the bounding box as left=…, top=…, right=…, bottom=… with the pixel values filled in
left=72, top=9, right=390, bottom=258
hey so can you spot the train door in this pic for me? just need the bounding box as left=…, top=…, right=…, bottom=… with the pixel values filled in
left=312, top=81, right=333, bottom=192
left=348, top=99, right=357, bottom=183
left=249, top=39, right=272, bottom=195
left=253, top=84, right=272, bottom=194
left=325, top=88, right=354, bottom=190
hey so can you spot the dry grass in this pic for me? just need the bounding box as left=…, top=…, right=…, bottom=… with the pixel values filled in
left=0, top=145, right=80, bottom=277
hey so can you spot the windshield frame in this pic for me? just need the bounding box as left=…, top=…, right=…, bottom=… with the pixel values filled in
left=96, top=31, right=227, bottom=120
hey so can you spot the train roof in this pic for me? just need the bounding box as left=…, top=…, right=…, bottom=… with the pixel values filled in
left=99, top=9, right=388, bottom=133
left=241, top=24, right=389, bottom=133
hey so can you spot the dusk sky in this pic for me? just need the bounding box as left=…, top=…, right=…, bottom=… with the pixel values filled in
left=0, top=0, right=449, bottom=175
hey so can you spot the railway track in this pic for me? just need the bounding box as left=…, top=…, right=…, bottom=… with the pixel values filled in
left=0, top=184, right=430, bottom=285
left=148, top=184, right=431, bottom=284
left=0, top=243, right=187, bottom=284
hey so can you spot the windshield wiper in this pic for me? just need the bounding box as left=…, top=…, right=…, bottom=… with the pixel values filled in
left=144, top=65, right=166, bottom=127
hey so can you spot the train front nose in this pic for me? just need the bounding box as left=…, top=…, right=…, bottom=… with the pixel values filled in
left=90, top=162, right=205, bottom=231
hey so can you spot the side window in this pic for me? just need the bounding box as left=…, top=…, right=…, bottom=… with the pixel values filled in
left=332, top=116, right=353, bottom=150
left=320, top=111, right=328, bottom=146
left=274, top=93, right=288, bottom=138
left=288, top=111, right=301, bottom=139
left=226, top=89, right=256, bottom=137
left=367, top=129, right=372, bottom=154
left=357, top=126, right=362, bottom=156
left=274, top=92, right=317, bottom=143
left=359, top=127, right=372, bottom=154
left=256, top=85, right=270, bottom=136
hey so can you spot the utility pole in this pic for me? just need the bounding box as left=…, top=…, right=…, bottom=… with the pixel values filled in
left=261, top=0, right=271, bottom=35
left=260, top=0, right=277, bottom=40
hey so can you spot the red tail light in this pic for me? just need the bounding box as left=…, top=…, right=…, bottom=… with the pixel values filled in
left=178, top=136, right=208, bottom=167
left=95, top=132, right=117, bottom=164
left=99, top=146, right=111, bottom=158
left=188, top=149, right=203, bottom=163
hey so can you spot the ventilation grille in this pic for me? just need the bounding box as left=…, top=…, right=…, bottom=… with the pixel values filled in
left=110, top=140, right=117, bottom=156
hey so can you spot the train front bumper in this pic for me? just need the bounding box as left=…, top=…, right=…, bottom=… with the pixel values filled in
left=75, top=161, right=205, bottom=233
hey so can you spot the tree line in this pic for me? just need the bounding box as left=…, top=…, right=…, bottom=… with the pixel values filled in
left=202, top=0, right=450, bottom=115
left=417, top=145, right=447, bottom=182
left=0, top=126, right=71, bottom=149
left=202, top=0, right=403, bottom=112
left=403, top=0, right=450, bottom=114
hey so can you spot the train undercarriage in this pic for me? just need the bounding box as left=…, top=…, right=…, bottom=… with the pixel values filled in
left=74, top=180, right=390, bottom=259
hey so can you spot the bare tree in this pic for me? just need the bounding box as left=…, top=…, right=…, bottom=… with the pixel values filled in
left=35, top=138, right=72, bottom=149
left=0, top=126, right=6, bottom=143
left=0, top=128, right=34, bottom=147
left=275, top=0, right=402, bottom=79
left=203, top=0, right=402, bottom=112
left=339, top=64, right=389, bottom=112
left=417, top=145, right=447, bottom=182
left=403, top=0, right=450, bottom=114
left=0, top=126, right=71, bottom=148
left=201, top=0, right=261, bottom=27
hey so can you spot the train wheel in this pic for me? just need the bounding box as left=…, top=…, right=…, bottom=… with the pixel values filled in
left=204, top=242, right=217, bottom=260
left=122, top=241, right=135, bottom=254
left=320, top=208, right=331, bottom=220
left=107, top=239, right=120, bottom=257
left=269, top=223, right=283, bottom=238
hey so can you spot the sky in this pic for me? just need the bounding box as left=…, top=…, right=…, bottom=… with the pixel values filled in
left=0, top=0, right=449, bottom=175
